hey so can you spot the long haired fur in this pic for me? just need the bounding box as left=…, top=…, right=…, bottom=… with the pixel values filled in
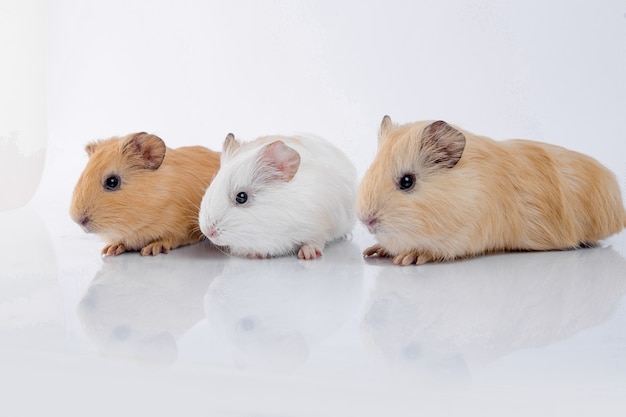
left=356, top=117, right=626, bottom=265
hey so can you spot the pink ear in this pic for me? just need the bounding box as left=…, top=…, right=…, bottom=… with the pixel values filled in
left=122, top=132, right=167, bottom=170
left=222, top=133, right=240, bottom=160
left=257, top=141, right=301, bottom=183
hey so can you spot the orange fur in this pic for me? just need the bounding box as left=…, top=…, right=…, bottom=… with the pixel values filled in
left=357, top=117, right=626, bottom=265
left=70, top=133, right=220, bottom=256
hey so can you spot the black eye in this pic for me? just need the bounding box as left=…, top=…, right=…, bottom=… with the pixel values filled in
left=235, top=191, right=248, bottom=205
left=398, top=174, right=415, bottom=191
left=104, top=175, right=121, bottom=191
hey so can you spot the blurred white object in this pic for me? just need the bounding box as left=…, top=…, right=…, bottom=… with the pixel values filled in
left=0, top=0, right=47, bottom=210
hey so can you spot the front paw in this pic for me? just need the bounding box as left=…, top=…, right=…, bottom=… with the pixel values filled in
left=298, top=243, right=323, bottom=260
left=141, top=241, right=171, bottom=256
left=102, top=243, right=126, bottom=256
left=363, top=245, right=434, bottom=266
left=392, top=250, right=434, bottom=266
left=363, top=244, right=391, bottom=258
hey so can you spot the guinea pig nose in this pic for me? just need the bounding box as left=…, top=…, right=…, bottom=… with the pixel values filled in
left=364, top=216, right=378, bottom=227
left=205, top=224, right=218, bottom=239
left=362, top=215, right=379, bottom=233
left=75, top=214, right=91, bottom=230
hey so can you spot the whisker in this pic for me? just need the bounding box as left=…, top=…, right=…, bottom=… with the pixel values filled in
left=213, top=243, right=234, bottom=258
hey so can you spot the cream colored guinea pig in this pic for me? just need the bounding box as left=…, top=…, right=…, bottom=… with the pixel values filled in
left=70, top=132, right=220, bottom=256
left=356, top=116, right=626, bottom=265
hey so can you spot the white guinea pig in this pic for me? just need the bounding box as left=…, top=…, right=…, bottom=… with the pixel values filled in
left=199, top=133, right=357, bottom=260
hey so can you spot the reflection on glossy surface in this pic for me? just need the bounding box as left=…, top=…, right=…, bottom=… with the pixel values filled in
left=3, top=200, right=626, bottom=416
left=361, top=246, right=626, bottom=384
left=205, top=240, right=364, bottom=372
left=0, top=208, right=63, bottom=346
left=77, top=242, right=226, bottom=366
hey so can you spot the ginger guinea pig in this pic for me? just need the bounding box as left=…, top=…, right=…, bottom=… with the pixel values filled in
left=70, top=132, right=220, bottom=256
left=198, top=133, right=357, bottom=260
left=356, top=116, right=626, bottom=265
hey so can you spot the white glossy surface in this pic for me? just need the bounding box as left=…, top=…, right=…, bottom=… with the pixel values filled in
left=2, top=197, right=626, bottom=416
left=3, top=1, right=626, bottom=415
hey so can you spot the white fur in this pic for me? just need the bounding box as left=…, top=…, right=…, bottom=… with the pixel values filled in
left=199, top=134, right=357, bottom=258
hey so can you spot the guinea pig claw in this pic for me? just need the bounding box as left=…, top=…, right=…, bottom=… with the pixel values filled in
left=141, top=242, right=171, bottom=256
left=298, top=244, right=323, bottom=260
left=102, top=243, right=126, bottom=257
left=392, top=250, right=432, bottom=266
left=393, top=252, right=418, bottom=266
left=362, top=244, right=390, bottom=258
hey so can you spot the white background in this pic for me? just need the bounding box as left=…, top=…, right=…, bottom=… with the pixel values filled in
left=41, top=0, right=626, bottom=203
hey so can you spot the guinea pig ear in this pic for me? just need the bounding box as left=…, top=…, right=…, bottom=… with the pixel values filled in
left=85, top=141, right=100, bottom=157
left=378, top=115, right=393, bottom=146
left=222, top=133, right=241, bottom=161
left=122, top=132, right=167, bottom=170
left=420, top=121, right=466, bottom=169
left=256, top=141, right=301, bottom=183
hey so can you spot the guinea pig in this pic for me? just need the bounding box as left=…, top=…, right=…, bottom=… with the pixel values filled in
left=198, top=133, right=357, bottom=260
left=356, top=116, right=626, bottom=265
left=70, top=132, right=220, bottom=256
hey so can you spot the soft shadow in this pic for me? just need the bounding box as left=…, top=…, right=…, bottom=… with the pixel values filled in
left=204, top=240, right=364, bottom=372
left=360, top=247, right=626, bottom=385
left=77, top=241, right=227, bottom=367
